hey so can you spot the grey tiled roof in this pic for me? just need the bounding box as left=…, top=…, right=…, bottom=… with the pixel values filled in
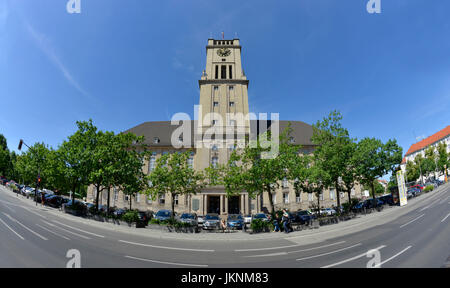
left=124, top=120, right=314, bottom=148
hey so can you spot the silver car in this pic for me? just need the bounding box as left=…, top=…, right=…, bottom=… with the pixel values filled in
left=202, top=214, right=221, bottom=230
left=179, top=213, right=198, bottom=226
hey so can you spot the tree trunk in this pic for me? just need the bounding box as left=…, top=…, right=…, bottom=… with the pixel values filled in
left=317, top=193, right=320, bottom=217
left=370, top=180, right=376, bottom=206
left=107, top=186, right=111, bottom=216
left=267, top=185, right=274, bottom=214
left=335, top=182, right=341, bottom=208
left=72, top=182, right=76, bottom=203
left=171, top=193, right=176, bottom=219
left=129, top=195, right=132, bottom=210
left=95, top=185, right=101, bottom=212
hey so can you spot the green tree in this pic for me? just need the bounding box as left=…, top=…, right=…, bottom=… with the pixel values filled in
left=311, top=110, right=356, bottom=208
left=405, top=160, right=419, bottom=183
left=436, top=142, right=449, bottom=176
left=354, top=138, right=402, bottom=205
left=146, top=151, right=205, bottom=218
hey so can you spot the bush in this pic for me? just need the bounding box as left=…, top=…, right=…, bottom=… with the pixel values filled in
left=122, top=210, right=139, bottom=223
left=250, top=219, right=273, bottom=233
left=423, top=185, right=434, bottom=193
left=149, top=218, right=160, bottom=225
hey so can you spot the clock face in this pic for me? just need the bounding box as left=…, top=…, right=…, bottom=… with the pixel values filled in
left=217, top=48, right=231, bottom=57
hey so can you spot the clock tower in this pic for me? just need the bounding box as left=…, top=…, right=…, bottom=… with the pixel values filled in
left=196, top=38, right=250, bottom=169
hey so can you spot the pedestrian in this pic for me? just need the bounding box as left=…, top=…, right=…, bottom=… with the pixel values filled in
left=220, top=219, right=227, bottom=233
left=41, top=193, right=45, bottom=207
left=273, top=218, right=280, bottom=232
left=282, top=209, right=290, bottom=234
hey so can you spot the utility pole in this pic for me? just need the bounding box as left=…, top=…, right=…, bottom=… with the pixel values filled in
left=18, top=139, right=41, bottom=206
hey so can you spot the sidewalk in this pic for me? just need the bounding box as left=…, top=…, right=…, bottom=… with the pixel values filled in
left=1, top=183, right=448, bottom=243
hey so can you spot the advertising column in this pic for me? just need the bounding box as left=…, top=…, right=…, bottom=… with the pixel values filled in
left=396, top=170, right=408, bottom=206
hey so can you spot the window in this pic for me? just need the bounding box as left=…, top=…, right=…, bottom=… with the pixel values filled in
left=351, top=188, right=355, bottom=196
left=212, top=145, right=218, bottom=151
left=214, top=86, right=219, bottom=91
left=229, top=86, right=234, bottom=91
left=159, top=194, right=165, bottom=205
left=211, top=156, right=218, bottom=168
left=272, top=194, right=277, bottom=205
left=174, top=195, right=179, bottom=206
left=308, top=193, right=313, bottom=202
left=319, top=193, right=324, bottom=201
left=229, top=101, right=235, bottom=107
left=136, top=193, right=140, bottom=203
left=289, top=137, right=295, bottom=144
left=188, top=153, right=194, bottom=168
left=229, top=120, right=236, bottom=126
left=212, top=120, right=218, bottom=125
left=221, top=65, right=227, bottom=79
left=283, top=193, right=289, bottom=204
left=229, top=65, right=232, bottom=79
left=296, top=192, right=301, bottom=203
left=340, top=192, right=345, bottom=199
left=215, top=66, right=218, bottom=79
left=282, top=178, right=288, bottom=188
left=153, top=137, right=160, bottom=144
left=213, top=101, right=219, bottom=107
left=114, top=188, right=118, bottom=201
left=228, top=144, right=236, bottom=152
left=330, top=189, right=335, bottom=200
left=149, top=154, right=156, bottom=173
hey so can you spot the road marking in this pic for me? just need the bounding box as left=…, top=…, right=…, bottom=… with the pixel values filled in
left=36, top=224, right=71, bottom=241
left=400, top=214, right=425, bottom=228
left=420, top=199, right=441, bottom=211
left=124, top=255, right=208, bottom=267
left=236, top=240, right=346, bottom=253
left=245, top=252, right=288, bottom=258
left=441, top=213, right=450, bottom=223
left=51, top=220, right=105, bottom=238
left=243, top=241, right=348, bottom=257
left=2, top=213, right=48, bottom=240
left=296, top=243, right=362, bottom=262
left=374, top=246, right=412, bottom=268
left=321, top=245, right=387, bottom=268
left=0, top=217, right=25, bottom=240
left=118, top=240, right=215, bottom=252
left=42, top=220, right=91, bottom=240
left=0, top=202, right=16, bottom=213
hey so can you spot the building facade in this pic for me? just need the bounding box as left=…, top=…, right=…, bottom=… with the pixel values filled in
left=88, top=38, right=364, bottom=216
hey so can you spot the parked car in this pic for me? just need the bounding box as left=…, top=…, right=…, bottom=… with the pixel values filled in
left=179, top=213, right=198, bottom=226
left=46, top=195, right=69, bottom=208
left=227, top=214, right=244, bottom=229
left=252, top=213, right=269, bottom=222
left=243, top=214, right=252, bottom=224
left=365, top=198, right=384, bottom=209
left=203, top=213, right=221, bottom=230
left=197, top=215, right=205, bottom=226
left=294, top=210, right=315, bottom=225
left=410, top=184, right=425, bottom=191
left=136, top=211, right=149, bottom=228
left=113, top=208, right=127, bottom=218
left=378, top=195, right=394, bottom=205
left=154, top=209, right=172, bottom=222
left=351, top=201, right=366, bottom=213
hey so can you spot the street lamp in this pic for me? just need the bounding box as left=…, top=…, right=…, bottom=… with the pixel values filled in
left=18, top=139, right=41, bottom=206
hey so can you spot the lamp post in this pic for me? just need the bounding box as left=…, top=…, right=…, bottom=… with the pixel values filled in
left=18, top=139, right=41, bottom=206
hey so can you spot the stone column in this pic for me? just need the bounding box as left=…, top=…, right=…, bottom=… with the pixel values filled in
left=224, top=195, right=228, bottom=214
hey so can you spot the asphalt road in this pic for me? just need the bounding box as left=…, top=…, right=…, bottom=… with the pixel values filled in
left=0, top=184, right=449, bottom=268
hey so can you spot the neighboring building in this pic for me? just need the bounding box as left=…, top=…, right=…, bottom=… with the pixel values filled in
left=400, top=125, right=450, bottom=180
left=88, top=38, right=363, bottom=215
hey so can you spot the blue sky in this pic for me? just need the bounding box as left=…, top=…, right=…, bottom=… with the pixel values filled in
left=1, top=0, right=449, bottom=162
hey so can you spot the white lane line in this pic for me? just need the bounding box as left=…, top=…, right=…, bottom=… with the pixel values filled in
left=441, top=213, right=450, bottom=223
left=0, top=217, right=25, bottom=240
left=118, top=240, right=215, bottom=252
left=42, top=221, right=91, bottom=240
left=420, top=199, right=441, bottom=211
left=124, top=255, right=208, bottom=267
left=36, top=224, right=71, bottom=241
left=2, top=213, right=48, bottom=241
left=296, top=243, right=362, bottom=262
left=321, top=245, right=387, bottom=268
left=400, top=214, right=425, bottom=228
left=1, top=203, right=16, bottom=213
left=374, top=246, right=412, bottom=268
left=243, top=241, right=347, bottom=258
left=51, top=220, right=104, bottom=238
left=236, top=240, right=346, bottom=252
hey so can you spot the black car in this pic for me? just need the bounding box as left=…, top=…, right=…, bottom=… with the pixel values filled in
left=136, top=211, right=149, bottom=228
left=46, top=195, right=69, bottom=208
left=294, top=210, right=315, bottom=225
